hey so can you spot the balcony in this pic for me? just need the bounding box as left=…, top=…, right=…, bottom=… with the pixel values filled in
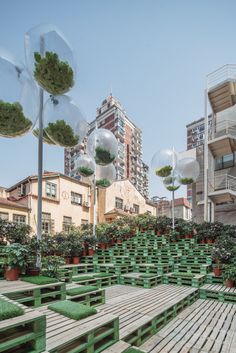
left=207, top=65, right=236, bottom=114
left=208, top=174, right=236, bottom=203
left=208, top=120, right=236, bottom=157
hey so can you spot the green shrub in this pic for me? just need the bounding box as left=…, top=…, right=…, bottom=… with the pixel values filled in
left=45, top=120, right=79, bottom=147
left=42, top=256, right=65, bottom=278
left=166, top=185, right=180, bottom=192
left=4, top=243, right=29, bottom=270
left=179, top=177, right=194, bottom=185
left=66, top=285, right=98, bottom=296
left=72, top=275, right=94, bottom=281
left=34, top=51, right=74, bottom=95
left=48, top=300, right=97, bottom=320
left=21, top=276, right=58, bottom=285
left=0, top=298, right=24, bottom=321
left=95, top=146, right=115, bottom=165
left=96, top=179, right=111, bottom=188
left=155, top=165, right=172, bottom=177
left=0, top=100, right=32, bottom=137
left=78, top=166, right=94, bottom=177
left=222, top=263, right=236, bottom=281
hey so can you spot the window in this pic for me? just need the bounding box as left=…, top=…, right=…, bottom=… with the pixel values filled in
left=71, top=192, right=82, bottom=205
left=42, top=212, right=51, bottom=234
left=133, top=204, right=140, bottom=214
left=18, top=184, right=26, bottom=196
left=13, top=214, right=26, bottom=224
left=46, top=182, right=57, bottom=198
left=115, top=197, right=123, bottom=209
left=63, top=216, right=72, bottom=232
left=81, top=219, right=89, bottom=225
left=0, top=212, right=9, bottom=221
left=215, top=154, right=234, bottom=170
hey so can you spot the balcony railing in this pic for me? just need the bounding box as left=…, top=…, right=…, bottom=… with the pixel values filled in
left=209, top=119, right=236, bottom=140
left=212, top=174, right=236, bottom=192
left=207, top=64, right=236, bottom=90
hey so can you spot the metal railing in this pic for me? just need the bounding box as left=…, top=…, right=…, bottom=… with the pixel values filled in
left=207, top=64, right=236, bottom=90
left=209, top=119, right=236, bottom=140
left=213, top=174, right=236, bottom=192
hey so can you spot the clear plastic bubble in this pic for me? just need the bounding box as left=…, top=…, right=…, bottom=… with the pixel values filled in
left=32, top=120, right=56, bottom=145
left=176, top=157, right=200, bottom=185
left=163, top=171, right=181, bottom=192
left=87, top=128, right=118, bottom=166
left=75, top=154, right=95, bottom=178
left=0, top=47, right=39, bottom=138
left=25, top=24, right=77, bottom=95
left=96, top=164, right=116, bottom=188
left=151, top=149, right=178, bottom=177
left=43, top=95, right=88, bottom=148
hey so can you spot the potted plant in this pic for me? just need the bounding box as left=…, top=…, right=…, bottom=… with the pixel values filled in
left=212, top=235, right=236, bottom=276
left=169, top=229, right=180, bottom=243
left=179, top=177, right=194, bottom=185
left=78, top=166, right=94, bottom=177
left=3, top=243, right=29, bottom=281
left=34, top=51, right=74, bottom=95
left=42, top=255, right=65, bottom=278
left=222, top=263, right=236, bottom=288
left=84, top=236, right=97, bottom=256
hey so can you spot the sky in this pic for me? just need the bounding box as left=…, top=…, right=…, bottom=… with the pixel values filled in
left=1, top=0, right=236, bottom=199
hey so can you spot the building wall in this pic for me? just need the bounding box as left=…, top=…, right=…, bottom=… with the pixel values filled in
left=0, top=206, right=28, bottom=223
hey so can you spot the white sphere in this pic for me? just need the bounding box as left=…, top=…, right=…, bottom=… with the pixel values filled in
left=75, top=154, right=95, bottom=178
left=151, top=149, right=178, bottom=177
left=176, top=157, right=200, bottom=184
left=96, top=164, right=116, bottom=188
left=87, top=128, right=118, bottom=166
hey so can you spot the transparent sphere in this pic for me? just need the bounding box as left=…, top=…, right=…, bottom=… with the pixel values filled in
left=96, top=164, right=116, bottom=189
left=75, top=154, right=95, bottom=178
left=43, top=95, right=88, bottom=147
left=176, top=157, right=200, bottom=185
left=0, top=47, right=39, bottom=138
left=151, top=149, right=178, bottom=178
left=87, top=128, right=118, bottom=166
left=32, top=120, right=56, bottom=145
left=25, top=24, right=77, bottom=95
left=163, top=171, right=181, bottom=192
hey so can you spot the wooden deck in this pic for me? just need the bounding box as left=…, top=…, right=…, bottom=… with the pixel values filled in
left=140, top=299, right=236, bottom=353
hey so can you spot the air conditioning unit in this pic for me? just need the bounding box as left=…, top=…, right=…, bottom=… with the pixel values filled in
left=124, top=205, right=129, bottom=211
left=83, top=201, right=90, bottom=207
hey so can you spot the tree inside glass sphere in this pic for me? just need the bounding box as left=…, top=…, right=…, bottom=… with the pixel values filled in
left=95, top=146, right=115, bottom=165
left=45, top=120, right=79, bottom=147
left=166, top=185, right=180, bottom=191
left=96, top=178, right=111, bottom=188
left=78, top=166, right=94, bottom=177
left=179, top=177, right=194, bottom=185
left=32, top=127, right=56, bottom=145
left=34, top=52, right=74, bottom=95
left=155, top=165, right=172, bottom=177
left=0, top=100, right=32, bottom=137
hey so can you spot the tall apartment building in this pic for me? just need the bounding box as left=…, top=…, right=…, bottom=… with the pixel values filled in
left=64, top=95, right=149, bottom=198
left=192, top=65, right=236, bottom=224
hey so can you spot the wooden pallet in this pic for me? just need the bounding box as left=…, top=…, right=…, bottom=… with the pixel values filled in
left=163, top=273, right=206, bottom=288
left=61, top=264, right=94, bottom=276
left=181, top=255, right=212, bottom=265
left=200, top=284, right=236, bottom=303
left=206, top=273, right=225, bottom=285
left=66, top=285, right=105, bottom=307
left=99, top=284, right=198, bottom=347
left=119, top=273, right=162, bottom=288
left=94, top=264, right=133, bottom=276
left=0, top=294, right=46, bottom=352
left=133, top=263, right=172, bottom=275
left=72, top=274, right=119, bottom=288
left=1, top=280, right=66, bottom=308
left=174, top=263, right=211, bottom=275
left=37, top=306, right=119, bottom=353
left=140, top=299, right=236, bottom=352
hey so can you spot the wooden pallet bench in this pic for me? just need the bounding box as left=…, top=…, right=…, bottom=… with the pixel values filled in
left=66, top=285, right=105, bottom=307
left=100, top=284, right=198, bottom=347
left=147, top=255, right=179, bottom=265
left=101, top=340, right=131, bottom=352
left=134, top=263, right=172, bottom=275
left=173, top=263, right=211, bottom=275
left=38, top=306, right=119, bottom=353
left=94, top=264, right=133, bottom=276
left=57, top=269, right=73, bottom=283
left=72, top=274, right=119, bottom=288
left=206, top=272, right=224, bottom=284
left=119, top=273, right=162, bottom=288
left=0, top=294, right=46, bottom=352
left=61, top=264, right=94, bottom=276
left=181, top=255, right=212, bottom=265
left=163, top=273, right=205, bottom=288
left=1, top=280, right=66, bottom=308
left=140, top=299, right=236, bottom=353
left=200, top=284, right=236, bottom=303
left=81, top=256, right=94, bottom=264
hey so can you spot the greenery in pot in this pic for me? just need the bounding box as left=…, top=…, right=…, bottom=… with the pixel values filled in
left=78, top=166, right=94, bottom=177
left=155, top=165, right=172, bottom=177
left=5, top=222, right=31, bottom=245
left=67, top=234, right=82, bottom=257
left=45, top=120, right=79, bottom=147
left=222, top=263, right=236, bottom=282
left=179, top=177, right=194, bottom=185
left=42, top=255, right=65, bottom=278
left=166, top=185, right=180, bottom=192
left=3, top=243, right=29, bottom=270
left=156, top=216, right=172, bottom=234
left=95, top=146, right=115, bottom=165
left=0, top=100, right=32, bottom=137
left=169, top=229, right=180, bottom=242
left=212, top=235, right=236, bottom=265
left=34, top=51, right=74, bottom=95
left=96, top=178, right=111, bottom=188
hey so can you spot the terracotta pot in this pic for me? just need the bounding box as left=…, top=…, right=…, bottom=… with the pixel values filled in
left=117, top=240, right=121, bottom=244
left=100, top=243, right=107, bottom=250
left=88, top=249, right=95, bottom=256
left=82, top=249, right=87, bottom=257
left=73, top=257, right=80, bottom=264
left=5, top=267, right=20, bottom=281
left=207, top=239, right=213, bottom=244
left=213, top=267, right=221, bottom=277
left=225, top=279, right=234, bottom=288
left=26, top=268, right=40, bottom=276
left=200, top=240, right=205, bottom=244
left=65, top=257, right=71, bottom=265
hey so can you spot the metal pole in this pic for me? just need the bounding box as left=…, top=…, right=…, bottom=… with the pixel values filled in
left=204, top=88, right=209, bottom=221
left=36, top=36, right=44, bottom=268
left=172, top=191, right=175, bottom=229
left=92, top=121, right=98, bottom=238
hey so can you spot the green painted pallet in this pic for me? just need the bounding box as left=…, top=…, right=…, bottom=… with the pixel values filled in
left=119, top=273, right=162, bottom=288
left=200, top=285, right=236, bottom=303
left=94, top=264, right=133, bottom=276
left=206, top=273, right=224, bottom=284
left=173, top=263, right=211, bottom=275
left=134, top=263, right=172, bottom=275
left=73, top=275, right=119, bottom=288
left=67, top=288, right=105, bottom=307
left=163, top=273, right=205, bottom=288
